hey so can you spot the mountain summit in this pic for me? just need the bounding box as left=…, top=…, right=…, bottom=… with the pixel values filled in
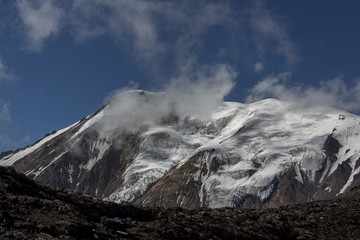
left=1, top=91, right=360, bottom=208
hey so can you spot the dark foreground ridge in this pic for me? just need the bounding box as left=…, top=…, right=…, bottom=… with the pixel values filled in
left=1, top=166, right=359, bottom=240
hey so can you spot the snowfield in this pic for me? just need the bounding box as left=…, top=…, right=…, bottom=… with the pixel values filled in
left=106, top=98, right=360, bottom=206
left=1, top=94, right=360, bottom=208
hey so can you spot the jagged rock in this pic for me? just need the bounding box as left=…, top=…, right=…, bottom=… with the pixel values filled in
left=1, top=165, right=360, bottom=239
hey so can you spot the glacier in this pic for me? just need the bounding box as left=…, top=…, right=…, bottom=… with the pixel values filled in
left=1, top=92, right=360, bottom=208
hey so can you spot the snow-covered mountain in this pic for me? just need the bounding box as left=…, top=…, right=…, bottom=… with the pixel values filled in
left=1, top=91, right=360, bottom=208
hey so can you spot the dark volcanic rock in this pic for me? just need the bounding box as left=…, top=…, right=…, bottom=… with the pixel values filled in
left=1, top=166, right=360, bottom=239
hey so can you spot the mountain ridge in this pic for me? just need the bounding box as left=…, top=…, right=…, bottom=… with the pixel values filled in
left=1, top=91, right=360, bottom=208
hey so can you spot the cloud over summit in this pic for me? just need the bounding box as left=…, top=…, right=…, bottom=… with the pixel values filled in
left=1, top=0, right=359, bottom=152
left=11, top=1, right=360, bottom=115
left=247, top=73, right=360, bottom=113
left=97, top=63, right=237, bottom=139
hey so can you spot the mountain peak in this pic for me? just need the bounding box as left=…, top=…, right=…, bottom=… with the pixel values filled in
left=1, top=97, right=360, bottom=208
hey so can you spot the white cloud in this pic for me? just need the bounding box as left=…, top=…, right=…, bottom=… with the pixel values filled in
left=96, top=63, right=237, bottom=139
left=0, top=133, right=30, bottom=150
left=247, top=73, right=360, bottom=113
left=13, top=0, right=296, bottom=75
left=67, top=0, right=234, bottom=76
left=249, top=1, right=298, bottom=65
left=70, top=0, right=163, bottom=59
left=20, top=134, right=31, bottom=144
left=254, top=62, right=264, bottom=72
left=13, top=0, right=237, bottom=75
left=16, top=0, right=64, bottom=52
left=164, top=64, right=236, bottom=118
left=0, top=134, right=11, bottom=149
left=66, top=1, right=238, bottom=138
left=12, top=0, right=240, bottom=142
left=0, top=57, right=18, bottom=83
left=0, top=100, right=11, bottom=122
left=170, top=2, right=233, bottom=76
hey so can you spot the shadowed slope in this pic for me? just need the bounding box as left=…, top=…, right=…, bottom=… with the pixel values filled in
left=1, top=166, right=360, bottom=239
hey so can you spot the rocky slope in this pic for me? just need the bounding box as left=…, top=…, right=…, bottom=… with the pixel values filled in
left=1, top=165, right=360, bottom=240
left=1, top=91, right=360, bottom=208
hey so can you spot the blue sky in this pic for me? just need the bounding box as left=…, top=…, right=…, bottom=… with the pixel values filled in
left=0, top=0, right=360, bottom=152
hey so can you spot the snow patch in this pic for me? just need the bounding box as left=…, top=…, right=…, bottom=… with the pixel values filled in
left=0, top=122, right=79, bottom=166
left=79, top=139, right=110, bottom=171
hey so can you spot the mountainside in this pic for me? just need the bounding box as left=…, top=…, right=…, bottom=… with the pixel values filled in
left=2, top=165, right=360, bottom=239
left=1, top=91, right=360, bottom=208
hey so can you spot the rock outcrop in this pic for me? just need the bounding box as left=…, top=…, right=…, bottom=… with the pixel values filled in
left=1, top=166, right=360, bottom=239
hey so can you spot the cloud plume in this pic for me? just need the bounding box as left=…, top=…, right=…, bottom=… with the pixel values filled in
left=0, top=57, right=18, bottom=83
left=14, top=1, right=298, bottom=76
left=249, top=0, right=298, bottom=66
left=69, top=0, right=236, bottom=79
left=0, top=101, right=11, bottom=123
left=16, top=0, right=64, bottom=52
left=247, top=73, right=360, bottom=113
left=96, top=63, right=236, bottom=139
left=12, top=0, right=310, bottom=139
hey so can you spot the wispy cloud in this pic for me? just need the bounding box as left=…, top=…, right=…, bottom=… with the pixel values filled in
left=0, top=133, right=31, bottom=151
left=0, top=134, right=11, bottom=149
left=0, top=55, right=17, bottom=150
left=0, top=57, right=18, bottom=83
left=254, top=62, right=264, bottom=73
left=69, top=0, right=168, bottom=71
left=97, top=63, right=237, bottom=139
left=12, top=0, right=241, bottom=143
left=16, top=0, right=64, bottom=52
left=0, top=106, right=32, bottom=150
left=247, top=73, right=360, bottom=113
left=68, top=0, right=235, bottom=78
left=14, top=0, right=238, bottom=79
left=249, top=0, right=298, bottom=66
left=0, top=100, right=11, bottom=123
left=14, top=0, right=298, bottom=77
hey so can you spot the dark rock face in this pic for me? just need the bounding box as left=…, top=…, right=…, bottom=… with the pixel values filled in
left=135, top=152, right=205, bottom=208
left=253, top=167, right=309, bottom=209
left=313, top=159, right=352, bottom=200
left=323, top=134, right=341, bottom=162
left=1, top=165, right=360, bottom=240
left=12, top=124, right=140, bottom=200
